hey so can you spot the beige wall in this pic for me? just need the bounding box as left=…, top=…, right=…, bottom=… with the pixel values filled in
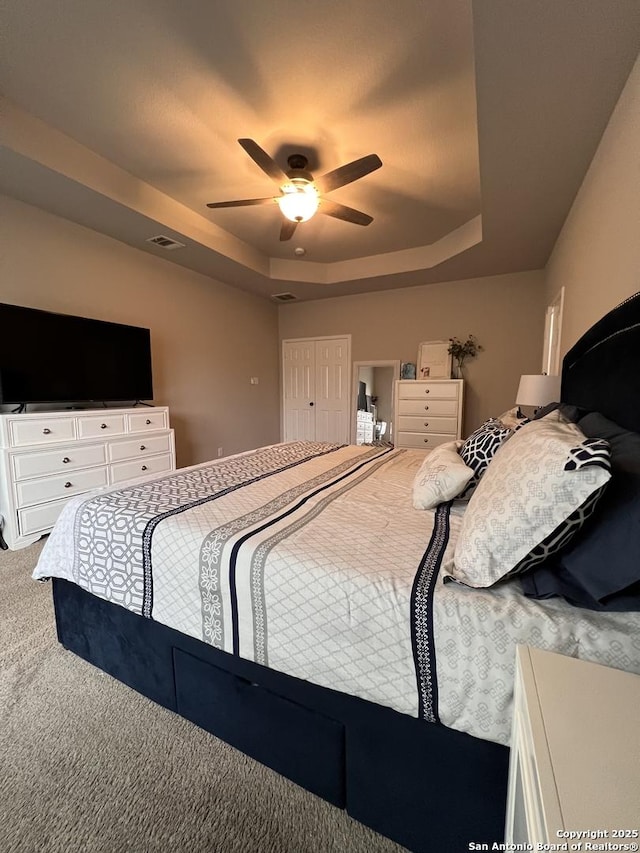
left=279, top=271, right=546, bottom=435
left=545, top=53, right=640, bottom=356
left=0, top=195, right=281, bottom=466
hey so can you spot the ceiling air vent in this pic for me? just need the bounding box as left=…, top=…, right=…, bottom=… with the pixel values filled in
left=271, top=292, right=297, bottom=302
left=146, top=235, right=186, bottom=250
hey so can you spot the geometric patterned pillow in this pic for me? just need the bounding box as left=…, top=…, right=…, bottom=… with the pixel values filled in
left=449, top=411, right=611, bottom=588
left=458, top=418, right=513, bottom=499
left=505, top=438, right=611, bottom=577
left=564, top=438, right=611, bottom=472
left=502, top=439, right=613, bottom=576
left=506, top=482, right=608, bottom=577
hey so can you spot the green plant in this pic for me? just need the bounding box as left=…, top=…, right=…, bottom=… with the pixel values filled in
left=448, top=335, right=483, bottom=372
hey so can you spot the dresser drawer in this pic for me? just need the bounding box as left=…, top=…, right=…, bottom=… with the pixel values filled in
left=16, top=466, right=108, bottom=507
left=12, top=443, right=107, bottom=480
left=77, top=414, right=126, bottom=439
left=396, top=415, right=457, bottom=434
left=109, top=433, right=172, bottom=462
left=18, top=498, right=70, bottom=537
left=398, top=382, right=459, bottom=401
left=395, top=432, right=453, bottom=450
left=110, top=453, right=173, bottom=484
left=397, top=398, right=458, bottom=417
left=127, top=410, right=168, bottom=432
left=9, top=417, right=76, bottom=447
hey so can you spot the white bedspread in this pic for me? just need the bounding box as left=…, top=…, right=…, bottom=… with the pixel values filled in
left=34, top=441, right=640, bottom=745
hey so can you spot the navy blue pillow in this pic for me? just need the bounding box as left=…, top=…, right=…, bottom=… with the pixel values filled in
left=521, top=564, right=640, bottom=612
left=458, top=419, right=512, bottom=499
left=521, top=411, right=640, bottom=611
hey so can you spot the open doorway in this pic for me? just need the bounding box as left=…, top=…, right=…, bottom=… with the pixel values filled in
left=351, top=360, right=401, bottom=444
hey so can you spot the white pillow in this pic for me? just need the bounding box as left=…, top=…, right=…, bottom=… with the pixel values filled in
left=412, top=440, right=474, bottom=510
left=496, top=406, right=530, bottom=431
left=449, top=411, right=611, bottom=587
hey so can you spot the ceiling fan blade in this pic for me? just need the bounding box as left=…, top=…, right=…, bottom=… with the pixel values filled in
left=238, top=138, right=289, bottom=185
left=206, top=198, right=275, bottom=209
left=279, top=220, right=298, bottom=241
left=319, top=199, right=373, bottom=226
left=314, top=154, right=382, bottom=194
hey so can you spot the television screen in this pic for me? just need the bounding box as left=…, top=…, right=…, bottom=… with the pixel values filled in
left=357, top=380, right=368, bottom=411
left=0, top=304, right=153, bottom=404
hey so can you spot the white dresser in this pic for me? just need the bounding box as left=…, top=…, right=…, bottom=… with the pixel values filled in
left=393, top=380, right=464, bottom=450
left=0, top=407, right=175, bottom=550
left=506, top=645, right=640, bottom=844
left=355, top=410, right=375, bottom=444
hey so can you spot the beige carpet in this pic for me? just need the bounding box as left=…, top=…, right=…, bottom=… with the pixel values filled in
left=0, top=541, right=406, bottom=853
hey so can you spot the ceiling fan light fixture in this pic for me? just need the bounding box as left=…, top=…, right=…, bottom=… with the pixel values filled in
left=277, top=184, right=319, bottom=223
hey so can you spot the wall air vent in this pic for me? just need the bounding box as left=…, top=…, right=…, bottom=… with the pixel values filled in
left=146, top=235, right=186, bottom=250
left=271, top=292, right=297, bottom=302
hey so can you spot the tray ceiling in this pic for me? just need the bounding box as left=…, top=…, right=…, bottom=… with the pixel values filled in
left=1, top=0, right=639, bottom=300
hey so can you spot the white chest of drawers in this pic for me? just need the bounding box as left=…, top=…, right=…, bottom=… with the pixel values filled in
left=0, top=407, right=175, bottom=550
left=356, top=410, right=375, bottom=444
left=506, top=645, right=640, bottom=845
left=393, top=379, right=464, bottom=450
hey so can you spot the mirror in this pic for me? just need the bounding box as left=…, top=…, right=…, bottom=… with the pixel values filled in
left=351, top=360, right=401, bottom=445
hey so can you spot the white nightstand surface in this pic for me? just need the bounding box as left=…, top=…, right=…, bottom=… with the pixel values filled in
left=521, top=646, right=640, bottom=832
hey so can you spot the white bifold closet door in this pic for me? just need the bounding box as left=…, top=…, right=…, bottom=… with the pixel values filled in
left=282, top=336, right=351, bottom=444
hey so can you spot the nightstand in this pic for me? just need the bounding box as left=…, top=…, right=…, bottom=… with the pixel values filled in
left=505, top=645, right=640, bottom=844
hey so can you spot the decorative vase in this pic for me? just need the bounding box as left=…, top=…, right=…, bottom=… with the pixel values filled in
left=453, top=362, right=464, bottom=379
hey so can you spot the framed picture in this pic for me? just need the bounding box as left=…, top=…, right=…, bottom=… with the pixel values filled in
left=417, top=340, right=452, bottom=380
left=400, top=362, right=416, bottom=379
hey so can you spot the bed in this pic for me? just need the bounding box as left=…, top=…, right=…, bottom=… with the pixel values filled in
left=33, top=294, right=640, bottom=852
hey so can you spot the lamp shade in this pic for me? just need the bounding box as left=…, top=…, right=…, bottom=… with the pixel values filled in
left=516, top=374, right=562, bottom=408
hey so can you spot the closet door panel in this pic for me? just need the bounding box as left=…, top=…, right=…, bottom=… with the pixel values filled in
left=282, top=341, right=316, bottom=441
left=314, top=338, right=349, bottom=443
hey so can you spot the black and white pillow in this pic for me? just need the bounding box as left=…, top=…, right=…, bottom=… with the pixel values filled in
left=522, top=412, right=640, bottom=611
left=564, top=438, right=611, bottom=472
left=448, top=411, right=611, bottom=588
left=458, top=418, right=513, bottom=498
left=539, top=439, right=613, bottom=575
left=513, top=484, right=607, bottom=577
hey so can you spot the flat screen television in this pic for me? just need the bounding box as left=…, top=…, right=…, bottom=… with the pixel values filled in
left=357, top=380, right=368, bottom=412
left=0, top=303, right=153, bottom=405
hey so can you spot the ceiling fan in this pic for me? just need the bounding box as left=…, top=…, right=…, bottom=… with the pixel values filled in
left=207, top=138, right=382, bottom=241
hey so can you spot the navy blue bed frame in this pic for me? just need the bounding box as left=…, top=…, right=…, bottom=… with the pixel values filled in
left=53, top=578, right=508, bottom=852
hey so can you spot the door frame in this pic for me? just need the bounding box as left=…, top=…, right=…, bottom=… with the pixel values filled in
left=351, top=359, right=401, bottom=444
left=281, top=335, right=352, bottom=443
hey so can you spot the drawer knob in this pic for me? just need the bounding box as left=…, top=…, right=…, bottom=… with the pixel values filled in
left=62, top=457, right=70, bottom=464
left=64, top=481, right=72, bottom=488
left=140, top=445, right=146, bottom=451
left=145, top=419, right=151, bottom=425
left=43, top=428, right=51, bottom=435
left=424, top=422, right=429, bottom=427
left=101, top=423, right=108, bottom=429
left=424, top=389, right=430, bottom=394
left=141, top=465, right=148, bottom=471
left=423, top=438, right=429, bottom=444
left=424, top=405, right=429, bottom=411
